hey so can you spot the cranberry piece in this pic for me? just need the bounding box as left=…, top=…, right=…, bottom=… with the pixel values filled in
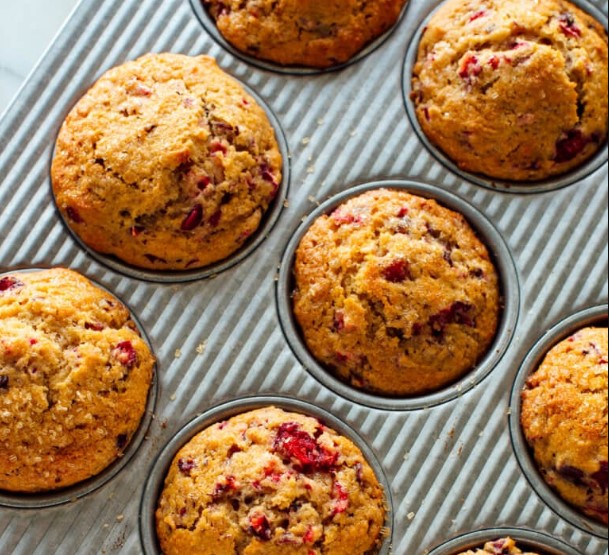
left=333, top=311, right=345, bottom=333
left=592, top=461, right=608, bottom=494
left=178, top=458, right=197, bottom=476
left=210, top=141, right=227, bottom=155
left=303, top=526, right=315, bottom=543
left=249, top=513, right=272, bottom=540
left=85, top=322, right=104, bottom=331
left=0, top=277, right=22, bottom=292
left=429, top=302, right=476, bottom=337
left=382, top=260, right=411, bottom=283
left=459, top=54, right=482, bottom=80
left=145, top=254, right=168, bottom=264
left=208, top=210, right=222, bottom=228
left=260, top=163, right=276, bottom=184
left=112, top=341, right=137, bottom=369
left=130, top=226, right=145, bottom=237
left=0, top=376, right=8, bottom=390
left=274, top=422, right=339, bottom=473
left=489, top=55, right=501, bottom=70
left=213, top=475, right=237, bottom=499
left=559, top=13, right=582, bottom=38
left=554, top=129, right=590, bottom=163
left=181, top=204, right=203, bottom=231
left=331, top=482, right=350, bottom=516
left=197, top=176, right=211, bottom=191
left=66, top=207, right=84, bottom=224
left=557, top=465, right=586, bottom=487
left=469, top=9, right=487, bottom=22
left=331, top=209, right=361, bottom=226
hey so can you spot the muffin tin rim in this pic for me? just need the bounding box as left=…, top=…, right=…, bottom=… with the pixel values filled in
left=426, top=526, right=584, bottom=555
left=275, top=178, right=521, bottom=412
left=0, top=266, right=159, bottom=509
left=188, top=0, right=413, bottom=75
left=509, top=303, right=609, bottom=539
left=49, top=65, right=292, bottom=284
left=138, top=394, right=394, bottom=555
left=401, top=0, right=609, bottom=195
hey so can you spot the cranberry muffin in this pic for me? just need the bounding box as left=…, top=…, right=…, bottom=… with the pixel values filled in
left=411, top=0, right=608, bottom=181
left=458, top=537, right=539, bottom=554
left=155, top=407, right=386, bottom=554
left=521, top=327, right=608, bottom=524
left=292, top=189, right=500, bottom=397
left=0, top=268, right=154, bottom=492
left=202, top=0, right=408, bottom=68
left=52, top=53, right=282, bottom=271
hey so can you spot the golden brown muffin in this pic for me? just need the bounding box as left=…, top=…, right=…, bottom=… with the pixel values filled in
left=0, top=268, right=154, bottom=492
left=411, top=0, right=608, bottom=181
left=155, top=407, right=386, bottom=555
left=521, top=327, right=608, bottom=524
left=458, top=537, right=539, bottom=554
left=202, top=0, right=408, bottom=68
left=52, top=53, right=282, bottom=271
left=292, top=189, right=500, bottom=397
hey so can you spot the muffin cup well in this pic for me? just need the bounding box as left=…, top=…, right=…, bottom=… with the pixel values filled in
left=276, top=179, right=520, bottom=411
left=427, top=527, right=583, bottom=555
left=402, top=0, right=609, bottom=194
left=509, top=304, right=608, bottom=539
left=0, top=267, right=158, bottom=509
left=51, top=78, right=291, bottom=284
left=139, top=395, right=393, bottom=555
left=189, top=0, right=411, bottom=75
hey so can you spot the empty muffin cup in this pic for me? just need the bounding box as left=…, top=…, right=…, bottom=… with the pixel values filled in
left=276, top=180, right=520, bottom=411
left=0, top=267, right=158, bottom=509
left=139, top=396, right=393, bottom=554
left=427, top=527, right=582, bottom=555
left=510, top=304, right=608, bottom=538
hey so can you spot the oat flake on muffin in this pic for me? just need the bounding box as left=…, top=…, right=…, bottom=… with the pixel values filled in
left=0, top=268, right=154, bottom=492
left=202, top=0, right=408, bottom=68
left=521, top=327, right=608, bottom=524
left=292, top=189, right=500, bottom=397
left=411, top=0, right=608, bottom=181
left=51, top=53, right=282, bottom=271
left=155, top=407, right=386, bottom=554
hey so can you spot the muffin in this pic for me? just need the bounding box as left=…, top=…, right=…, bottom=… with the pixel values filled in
left=458, top=537, right=539, bottom=554
left=292, top=189, right=500, bottom=397
left=521, top=327, right=608, bottom=524
left=411, top=0, right=609, bottom=181
left=0, top=268, right=154, bottom=492
left=51, top=53, right=282, bottom=271
left=202, top=0, right=408, bottom=68
left=155, top=407, right=386, bottom=554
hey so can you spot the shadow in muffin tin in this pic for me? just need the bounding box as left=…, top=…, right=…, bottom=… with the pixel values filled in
left=0, top=267, right=159, bottom=509
left=509, top=304, right=608, bottom=539
left=401, top=0, right=609, bottom=194
left=138, top=395, right=394, bottom=555
left=276, top=179, right=521, bottom=411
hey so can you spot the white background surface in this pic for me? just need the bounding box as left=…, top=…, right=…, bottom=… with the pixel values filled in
left=0, top=0, right=79, bottom=114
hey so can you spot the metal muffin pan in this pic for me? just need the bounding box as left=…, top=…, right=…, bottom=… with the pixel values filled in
left=0, top=0, right=607, bottom=553
left=139, top=396, right=393, bottom=554
left=276, top=179, right=520, bottom=412
left=426, top=527, right=584, bottom=555
left=189, top=0, right=412, bottom=75
left=0, top=267, right=158, bottom=510
left=402, top=0, right=609, bottom=194
left=510, top=304, right=609, bottom=540
left=51, top=78, right=292, bottom=284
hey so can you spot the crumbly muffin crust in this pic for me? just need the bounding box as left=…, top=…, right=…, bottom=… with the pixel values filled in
left=458, top=537, right=539, bottom=554
left=521, top=327, right=608, bottom=524
left=411, top=0, right=609, bottom=181
left=155, top=407, right=386, bottom=555
left=292, top=189, right=500, bottom=397
left=52, top=53, right=282, bottom=271
left=0, top=268, right=154, bottom=492
left=203, top=0, right=408, bottom=68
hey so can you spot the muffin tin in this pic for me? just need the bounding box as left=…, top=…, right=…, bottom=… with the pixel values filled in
left=0, top=0, right=607, bottom=553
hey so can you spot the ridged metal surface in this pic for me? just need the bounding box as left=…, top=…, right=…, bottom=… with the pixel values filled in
left=0, top=0, right=607, bottom=553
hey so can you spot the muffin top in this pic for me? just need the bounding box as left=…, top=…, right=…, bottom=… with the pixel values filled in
left=411, top=0, right=608, bottom=181
left=292, top=189, right=500, bottom=397
left=521, top=327, right=608, bottom=524
left=0, top=268, right=154, bottom=492
left=203, top=0, right=408, bottom=68
left=458, top=537, right=539, bottom=554
left=155, top=407, right=387, bottom=555
left=51, top=53, right=282, bottom=271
